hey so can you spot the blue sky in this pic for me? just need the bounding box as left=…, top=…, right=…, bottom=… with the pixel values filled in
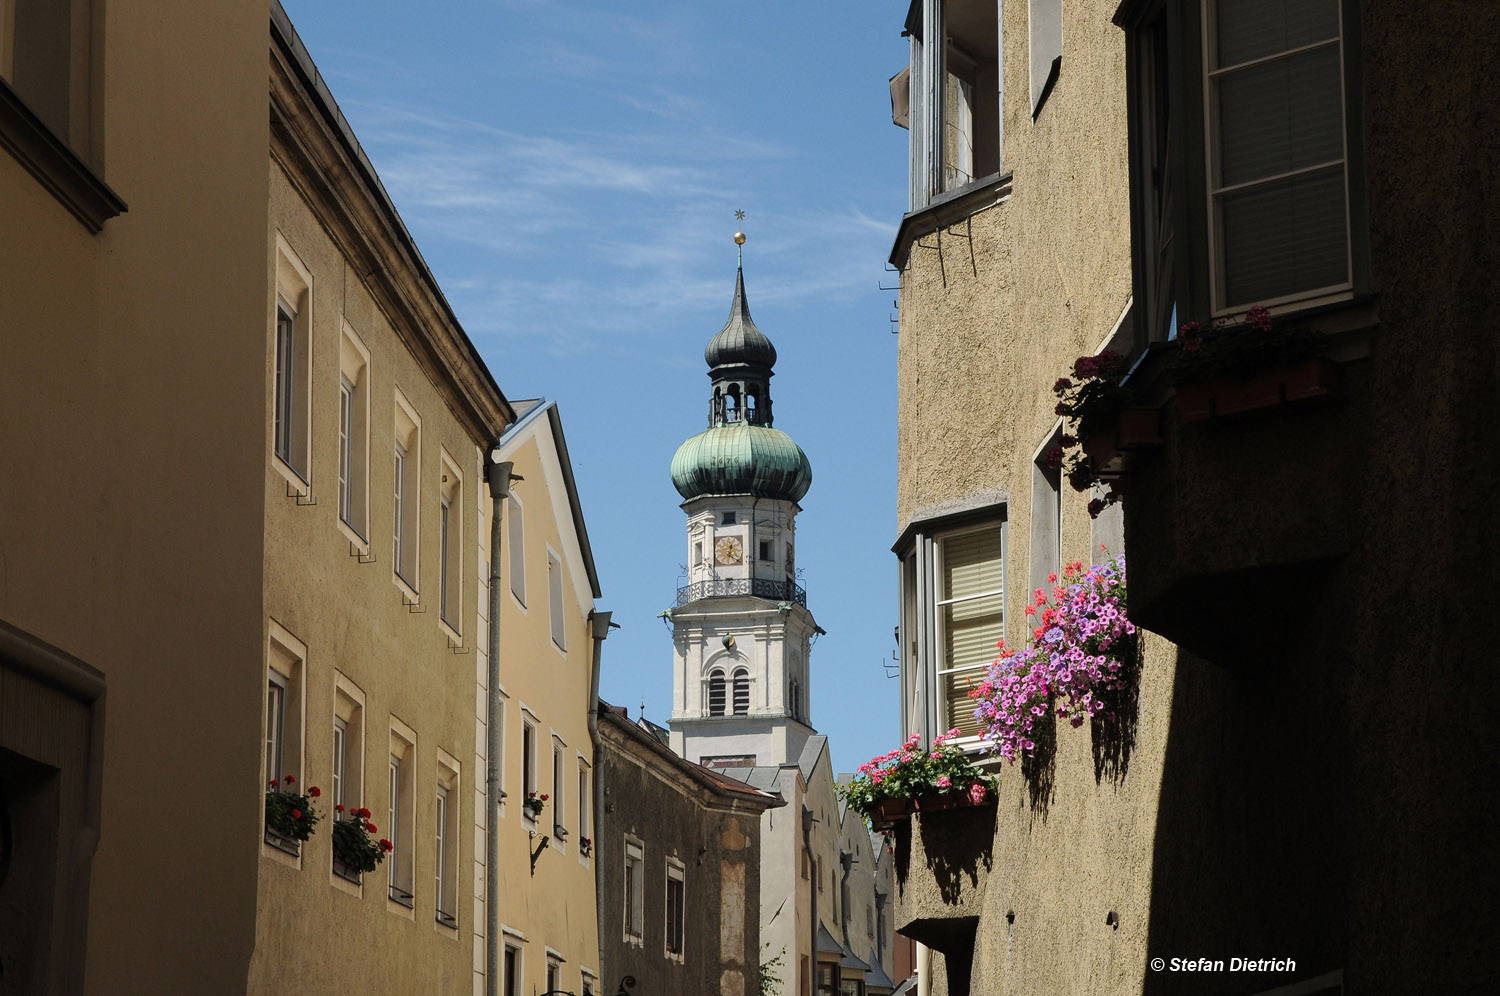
left=283, top=1, right=912, bottom=775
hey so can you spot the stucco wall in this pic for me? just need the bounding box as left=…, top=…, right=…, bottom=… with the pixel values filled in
left=0, top=0, right=269, bottom=991
left=891, top=0, right=1179, bottom=993
left=598, top=721, right=764, bottom=996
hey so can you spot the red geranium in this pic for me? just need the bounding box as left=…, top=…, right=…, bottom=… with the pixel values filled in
left=335, top=804, right=345, bottom=812
left=379, top=839, right=393, bottom=853
left=309, top=786, right=321, bottom=798
left=365, top=822, right=377, bottom=834
left=291, top=808, right=302, bottom=819
left=284, top=774, right=295, bottom=785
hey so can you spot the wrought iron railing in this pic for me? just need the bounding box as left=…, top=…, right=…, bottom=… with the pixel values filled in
left=675, top=577, right=807, bottom=607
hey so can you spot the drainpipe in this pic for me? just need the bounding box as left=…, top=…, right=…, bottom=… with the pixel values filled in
left=839, top=850, right=853, bottom=948
left=587, top=609, right=617, bottom=964
left=803, top=806, right=818, bottom=994
left=484, top=455, right=521, bottom=996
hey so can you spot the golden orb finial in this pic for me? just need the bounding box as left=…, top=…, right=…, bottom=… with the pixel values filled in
left=734, top=209, right=747, bottom=246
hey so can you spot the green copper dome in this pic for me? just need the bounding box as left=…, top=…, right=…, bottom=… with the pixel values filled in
left=671, top=422, right=812, bottom=503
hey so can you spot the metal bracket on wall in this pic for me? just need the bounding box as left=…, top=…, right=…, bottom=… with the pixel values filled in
left=286, top=479, right=315, bottom=505
left=402, top=592, right=427, bottom=613
left=529, top=831, right=550, bottom=876
left=349, top=541, right=376, bottom=564
left=912, top=231, right=946, bottom=287
left=448, top=634, right=469, bottom=655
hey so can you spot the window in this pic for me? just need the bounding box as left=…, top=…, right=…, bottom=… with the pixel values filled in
left=1119, top=0, right=1360, bottom=334
left=623, top=837, right=644, bottom=943
left=818, top=963, right=837, bottom=996
left=577, top=757, right=591, bottom=855
left=546, top=957, right=562, bottom=994
left=388, top=722, right=416, bottom=907
left=898, top=515, right=1005, bottom=746
left=896, top=0, right=1002, bottom=210
left=707, top=669, right=726, bottom=716
left=1206, top=0, right=1350, bottom=312
left=502, top=943, right=521, bottom=996
left=1029, top=0, right=1063, bottom=116
left=331, top=674, right=366, bottom=879
left=508, top=492, right=526, bottom=606
left=337, top=326, right=371, bottom=538
left=581, top=969, right=598, bottom=996
left=721, top=511, right=737, bottom=525
left=692, top=540, right=703, bottom=569
left=1029, top=425, right=1062, bottom=600
left=272, top=238, right=313, bottom=483
left=393, top=393, right=421, bottom=590
left=547, top=552, right=566, bottom=651
left=264, top=624, right=305, bottom=855
left=521, top=717, right=538, bottom=818
left=551, top=738, right=567, bottom=840
left=732, top=668, right=750, bottom=716
left=664, top=860, right=686, bottom=960
left=0, top=0, right=122, bottom=230
left=439, top=453, right=463, bottom=633
left=435, top=755, right=459, bottom=927
left=840, top=979, right=865, bottom=996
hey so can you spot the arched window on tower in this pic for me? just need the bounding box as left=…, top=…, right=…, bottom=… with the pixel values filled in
left=789, top=677, right=800, bottom=721
left=726, top=385, right=741, bottom=422
left=745, top=384, right=759, bottom=421
left=708, top=669, right=726, bottom=716
left=732, top=668, right=750, bottom=715
left=712, top=387, right=723, bottom=424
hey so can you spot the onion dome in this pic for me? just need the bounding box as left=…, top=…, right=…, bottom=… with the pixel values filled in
left=705, top=268, right=777, bottom=370
left=671, top=257, right=812, bottom=504
left=671, top=422, right=813, bottom=503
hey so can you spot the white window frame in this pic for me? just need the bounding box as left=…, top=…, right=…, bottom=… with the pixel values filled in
left=623, top=836, right=645, bottom=945
left=336, top=324, right=371, bottom=545
left=546, top=548, right=566, bottom=653
left=550, top=734, right=567, bottom=851
left=577, top=754, right=592, bottom=866
left=264, top=622, right=306, bottom=862
left=393, top=390, right=422, bottom=597
left=439, top=450, right=463, bottom=638
left=507, top=490, right=527, bottom=609
left=502, top=938, right=523, bottom=996
left=272, top=235, right=313, bottom=490
left=933, top=522, right=1006, bottom=746
left=664, top=858, right=686, bottom=962
left=521, top=713, right=539, bottom=823
left=434, top=751, right=460, bottom=930
left=387, top=719, right=417, bottom=912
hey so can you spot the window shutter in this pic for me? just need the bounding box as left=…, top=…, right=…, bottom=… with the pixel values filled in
left=939, top=527, right=1004, bottom=739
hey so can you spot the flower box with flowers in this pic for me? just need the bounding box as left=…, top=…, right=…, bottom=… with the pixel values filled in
left=579, top=836, right=593, bottom=857
left=522, top=792, right=548, bottom=820
left=264, top=775, right=321, bottom=854
left=838, top=732, right=998, bottom=831
left=968, top=555, right=1135, bottom=763
left=1051, top=351, right=1159, bottom=516
left=1172, top=306, right=1341, bottom=422
left=330, top=804, right=392, bottom=881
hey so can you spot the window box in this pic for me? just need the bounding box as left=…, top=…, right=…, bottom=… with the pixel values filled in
left=264, top=826, right=302, bottom=857
left=1177, top=356, right=1343, bottom=423
left=1082, top=406, right=1164, bottom=480
left=332, top=857, right=362, bottom=884
left=870, top=798, right=913, bottom=831
left=910, top=791, right=998, bottom=817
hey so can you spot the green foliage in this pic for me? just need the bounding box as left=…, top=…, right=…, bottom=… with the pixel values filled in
left=758, top=945, right=785, bottom=996
left=837, top=733, right=998, bottom=822
left=264, top=785, right=321, bottom=842
left=331, top=812, right=389, bottom=873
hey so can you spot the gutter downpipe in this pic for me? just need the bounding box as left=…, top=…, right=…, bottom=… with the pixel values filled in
left=484, top=457, right=521, bottom=996
left=587, top=609, right=617, bottom=963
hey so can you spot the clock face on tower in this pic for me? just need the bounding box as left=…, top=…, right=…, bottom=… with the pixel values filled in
left=715, top=536, right=744, bottom=566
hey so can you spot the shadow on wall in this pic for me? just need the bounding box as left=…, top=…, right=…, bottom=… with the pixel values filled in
left=1021, top=707, right=1056, bottom=819
left=1139, top=634, right=1352, bottom=996
left=921, top=805, right=996, bottom=906
left=1091, top=636, right=1144, bottom=785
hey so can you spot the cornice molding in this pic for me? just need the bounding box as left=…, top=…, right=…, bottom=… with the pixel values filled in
left=268, top=22, right=510, bottom=442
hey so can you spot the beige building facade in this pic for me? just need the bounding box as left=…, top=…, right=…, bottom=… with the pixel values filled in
left=886, top=0, right=1178, bottom=993
left=2, top=3, right=604, bottom=993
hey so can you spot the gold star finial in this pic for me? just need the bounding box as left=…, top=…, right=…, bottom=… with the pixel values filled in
left=734, top=209, right=746, bottom=266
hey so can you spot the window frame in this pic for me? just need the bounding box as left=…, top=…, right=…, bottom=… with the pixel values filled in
left=392, top=390, right=422, bottom=596
left=508, top=489, right=527, bottom=608
left=521, top=713, right=539, bottom=823
left=707, top=668, right=726, bottom=716
left=439, top=450, right=463, bottom=637
left=577, top=754, right=592, bottom=865
left=1117, top=0, right=1369, bottom=347
left=546, top=548, right=566, bottom=653
left=336, top=324, right=371, bottom=545
left=434, top=752, right=460, bottom=929
left=264, top=622, right=307, bottom=861
left=271, top=236, right=314, bottom=490
left=550, top=734, right=567, bottom=850
left=732, top=667, right=750, bottom=716
left=623, top=836, right=645, bottom=945
left=387, top=720, right=417, bottom=911
left=664, top=858, right=686, bottom=962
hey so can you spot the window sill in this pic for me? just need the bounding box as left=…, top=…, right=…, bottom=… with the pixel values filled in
left=439, top=617, right=463, bottom=645
left=889, top=172, right=1013, bottom=270
left=337, top=516, right=370, bottom=557
left=393, top=572, right=421, bottom=606
left=272, top=454, right=311, bottom=498
left=435, top=910, right=459, bottom=931
left=387, top=886, right=416, bottom=916
left=0, top=79, right=126, bottom=233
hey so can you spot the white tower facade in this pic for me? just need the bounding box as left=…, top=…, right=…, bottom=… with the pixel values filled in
left=666, top=264, right=818, bottom=768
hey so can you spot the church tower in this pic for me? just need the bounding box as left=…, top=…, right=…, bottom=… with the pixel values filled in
left=666, top=239, right=818, bottom=769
